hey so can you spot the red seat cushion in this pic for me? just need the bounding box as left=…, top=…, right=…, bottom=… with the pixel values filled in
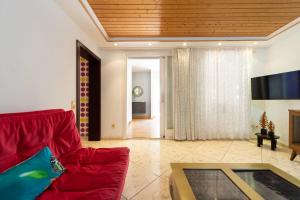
left=38, top=147, right=129, bottom=200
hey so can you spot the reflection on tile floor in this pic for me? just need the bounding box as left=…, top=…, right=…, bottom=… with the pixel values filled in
left=82, top=139, right=300, bottom=200
left=127, top=118, right=160, bottom=139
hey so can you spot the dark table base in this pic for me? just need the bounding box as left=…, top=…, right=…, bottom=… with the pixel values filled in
left=255, top=133, right=280, bottom=151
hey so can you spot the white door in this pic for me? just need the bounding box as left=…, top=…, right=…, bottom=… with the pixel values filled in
left=126, top=59, right=133, bottom=124
left=160, top=57, right=166, bottom=138
left=150, top=61, right=160, bottom=119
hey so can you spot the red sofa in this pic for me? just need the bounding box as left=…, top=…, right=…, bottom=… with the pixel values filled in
left=0, top=109, right=129, bottom=200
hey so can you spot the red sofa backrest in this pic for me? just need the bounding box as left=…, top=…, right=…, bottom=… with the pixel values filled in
left=0, top=110, right=81, bottom=173
left=0, top=109, right=65, bottom=118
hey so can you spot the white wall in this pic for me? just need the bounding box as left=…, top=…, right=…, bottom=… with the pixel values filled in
left=0, top=0, right=102, bottom=113
left=251, top=23, right=300, bottom=145
left=132, top=71, right=151, bottom=116
left=0, top=0, right=133, bottom=139
left=99, top=50, right=127, bottom=138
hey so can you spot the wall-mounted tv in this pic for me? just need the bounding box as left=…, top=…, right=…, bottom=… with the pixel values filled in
left=251, top=70, right=300, bottom=100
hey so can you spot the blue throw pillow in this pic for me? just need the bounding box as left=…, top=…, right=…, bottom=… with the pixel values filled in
left=0, top=146, right=65, bottom=200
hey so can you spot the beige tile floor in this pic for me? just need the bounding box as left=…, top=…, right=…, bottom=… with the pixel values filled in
left=127, top=118, right=160, bottom=139
left=82, top=139, right=300, bottom=200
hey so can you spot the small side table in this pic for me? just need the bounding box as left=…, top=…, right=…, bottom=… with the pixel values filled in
left=255, top=133, right=280, bottom=151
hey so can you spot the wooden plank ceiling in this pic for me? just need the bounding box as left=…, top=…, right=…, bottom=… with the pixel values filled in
left=87, top=0, right=300, bottom=38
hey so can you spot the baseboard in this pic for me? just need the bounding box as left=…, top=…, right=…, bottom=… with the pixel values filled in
left=165, top=129, right=174, bottom=139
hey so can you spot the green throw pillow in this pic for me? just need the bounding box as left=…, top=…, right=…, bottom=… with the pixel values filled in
left=0, top=146, right=65, bottom=200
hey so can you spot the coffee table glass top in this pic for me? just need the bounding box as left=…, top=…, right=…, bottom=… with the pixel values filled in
left=170, top=163, right=300, bottom=200
left=234, top=170, right=300, bottom=200
left=184, top=169, right=249, bottom=200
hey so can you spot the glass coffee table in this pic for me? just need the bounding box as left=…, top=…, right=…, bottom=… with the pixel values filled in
left=169, top=163, right=300, bottom=200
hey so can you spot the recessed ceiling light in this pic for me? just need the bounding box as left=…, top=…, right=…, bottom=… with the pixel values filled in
left=114, top=43, right=118, bottom=46
left=148, top=42, right=152, bottom=46
left=183, top=42, right=187, bottom=46
left=218, top=42, right=222, bottom=46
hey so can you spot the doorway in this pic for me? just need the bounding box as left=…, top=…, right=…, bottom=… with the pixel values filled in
left=76, top=40, right=101, bottom=141
left=126, top=58, right=160, bottom=138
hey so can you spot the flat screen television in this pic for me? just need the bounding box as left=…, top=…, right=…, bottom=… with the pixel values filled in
left=251, top=70, right=300, bottom=100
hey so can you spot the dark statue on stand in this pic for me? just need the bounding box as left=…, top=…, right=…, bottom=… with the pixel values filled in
left=268, top=121, right=275, bottom=138
left=259, top=112, right=268, bottom=135
left=255, top=112, right=279, bottom=151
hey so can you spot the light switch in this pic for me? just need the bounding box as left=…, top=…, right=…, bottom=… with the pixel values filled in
left=71, top=100, right=76, bottom=111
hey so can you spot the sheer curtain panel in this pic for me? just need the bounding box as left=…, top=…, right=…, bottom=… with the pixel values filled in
left=172, top=48, right=252, bottom=140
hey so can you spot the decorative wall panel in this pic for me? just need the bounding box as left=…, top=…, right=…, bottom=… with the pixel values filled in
left=80, top=57, right=89, bottom=137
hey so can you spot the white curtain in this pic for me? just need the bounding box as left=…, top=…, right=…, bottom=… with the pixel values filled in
left=173, top=48, right=252, bottom=140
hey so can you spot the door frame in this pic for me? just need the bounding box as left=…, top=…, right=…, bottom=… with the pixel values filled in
left=125, top=56, right=165, bottom=138
left=76, top=40, right=101, bottom=141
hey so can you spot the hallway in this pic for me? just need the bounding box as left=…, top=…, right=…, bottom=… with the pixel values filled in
left=127, top=118, right=160, bottom=139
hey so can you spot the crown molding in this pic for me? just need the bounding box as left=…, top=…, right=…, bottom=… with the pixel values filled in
left=79, top=0, right=110, bottom=41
